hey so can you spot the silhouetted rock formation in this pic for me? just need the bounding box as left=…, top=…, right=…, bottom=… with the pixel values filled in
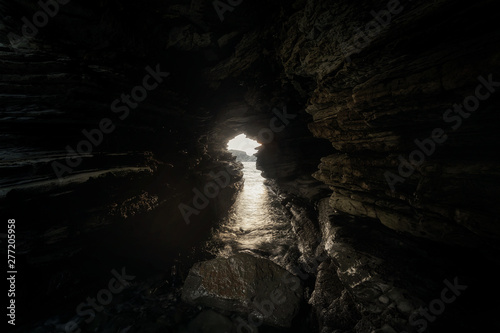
left=229, top=149, right=257, bottom=162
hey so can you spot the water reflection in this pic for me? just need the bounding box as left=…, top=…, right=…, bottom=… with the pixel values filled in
left=209, top=162, right=297, bottom=262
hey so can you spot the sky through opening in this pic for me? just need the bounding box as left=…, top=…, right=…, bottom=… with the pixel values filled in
left=227, top=134, right=261, bottom=156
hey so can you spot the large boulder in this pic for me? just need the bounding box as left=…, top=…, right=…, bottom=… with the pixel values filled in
left=182, top=253, right=303, bottom=328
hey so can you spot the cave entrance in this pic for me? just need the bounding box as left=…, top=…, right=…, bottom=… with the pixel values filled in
left=226, top=134, right=264, bottom=223
left=227, top=134, right=260, bottom=162
left=226, top=134, right=264, bottom=224
left=208, top=134, right=295, bottom=258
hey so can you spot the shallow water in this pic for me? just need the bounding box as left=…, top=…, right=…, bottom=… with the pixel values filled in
left=208, top=161, right=298, bottom=263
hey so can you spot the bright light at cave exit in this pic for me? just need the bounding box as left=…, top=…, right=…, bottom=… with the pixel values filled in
left=227, top=134, right=261, bottom=156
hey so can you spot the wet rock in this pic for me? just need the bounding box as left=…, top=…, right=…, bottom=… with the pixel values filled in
left=288, top=203, right=322, bottom=260
left=309, top=259, right=360, bottom=331
left=182, top=253, right=303, bottom=328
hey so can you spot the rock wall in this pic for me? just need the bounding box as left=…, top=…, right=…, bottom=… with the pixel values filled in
left=278, top=0, right=500, bottom=244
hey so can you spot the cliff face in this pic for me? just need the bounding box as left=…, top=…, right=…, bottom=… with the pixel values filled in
left=1, top=0, right=500, bottom=332
left=229, top=149, right=256, bottom=162
left=283, top=0, right=500, bottom=245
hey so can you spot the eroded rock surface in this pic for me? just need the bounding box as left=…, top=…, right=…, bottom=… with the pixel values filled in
left=182, top=253, right=303, bottom=328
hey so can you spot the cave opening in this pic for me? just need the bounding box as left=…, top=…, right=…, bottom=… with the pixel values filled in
left=206, top=133, right=298, bottom=262
left=226, top=133, right=261, bottom=162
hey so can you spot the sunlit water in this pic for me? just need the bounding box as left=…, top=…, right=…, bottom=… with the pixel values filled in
left=208, top=162, right=298, bottom=263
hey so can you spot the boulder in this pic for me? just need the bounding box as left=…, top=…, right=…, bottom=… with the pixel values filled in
left=182, top=253, right=303, bottom=328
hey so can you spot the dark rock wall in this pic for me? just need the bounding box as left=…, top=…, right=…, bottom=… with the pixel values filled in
left=280, top=0, right=500, bottom=244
